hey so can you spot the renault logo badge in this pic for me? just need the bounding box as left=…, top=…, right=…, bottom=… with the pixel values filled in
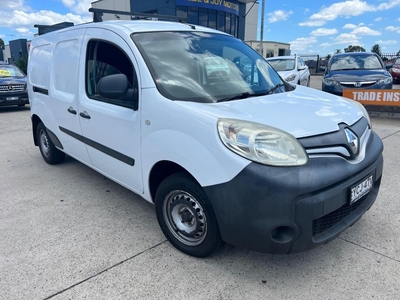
left=345, top=128, right=358, bottom=156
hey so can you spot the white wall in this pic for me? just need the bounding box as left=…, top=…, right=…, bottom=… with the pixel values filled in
left=92, top=0, right=131, bottom=20
left=244, top=2, right=258, bottom=41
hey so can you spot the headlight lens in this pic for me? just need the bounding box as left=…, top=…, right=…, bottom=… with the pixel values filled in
left=284, top=74, right=296, bottom=82
left=323, top=78, right=338, bottom=86
left=218, top=119, right=308, bottom=166
left=378, top=77, right=392, bottom=85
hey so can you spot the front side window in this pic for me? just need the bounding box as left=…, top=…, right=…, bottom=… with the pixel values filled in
left=86, top=40, right=137, bottom=108
left=132, top=31, right=284, bottom=103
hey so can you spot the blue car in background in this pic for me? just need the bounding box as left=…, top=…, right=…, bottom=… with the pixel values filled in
left=322, top=52, right=393, bottom=96
left=0, top=63, right=29, bottom=107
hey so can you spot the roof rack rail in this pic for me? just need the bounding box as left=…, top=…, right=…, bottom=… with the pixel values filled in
left=88, top=8, right=188, bottom=23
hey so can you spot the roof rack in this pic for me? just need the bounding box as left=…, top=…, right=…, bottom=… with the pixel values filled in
left=88, top=8, right=188, bottom=23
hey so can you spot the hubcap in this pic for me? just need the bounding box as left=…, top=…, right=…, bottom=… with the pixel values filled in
left=163, top=190, right=207, bottom=246
left=39, top=130, right=50, bottom=158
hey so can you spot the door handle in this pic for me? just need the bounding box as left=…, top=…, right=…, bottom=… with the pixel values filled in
left=67, top=107, right=77, bottom=115
left=79, top=111, right=91, bottom=119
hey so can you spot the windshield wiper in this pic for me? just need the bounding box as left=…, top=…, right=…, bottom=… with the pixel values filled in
left=217, top=92, right=251, bottom=102
left=334, top=68, right=359, bottom=71
left=217, top=91, right=274, bottom=102
left=266, top=83, right=285, bottom=94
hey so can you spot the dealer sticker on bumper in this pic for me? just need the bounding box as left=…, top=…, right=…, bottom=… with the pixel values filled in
left=350, top=175, right=373, bottom=205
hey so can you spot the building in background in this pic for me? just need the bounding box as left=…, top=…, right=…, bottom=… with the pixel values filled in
left=1, top=1, right=290, bottom=63
left=92, top=0, right=259, bottom=41
left=246, top=40, right=291, bottom=58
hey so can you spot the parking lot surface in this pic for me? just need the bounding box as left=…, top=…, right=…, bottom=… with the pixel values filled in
left=1, top=79, right=400, bottom=299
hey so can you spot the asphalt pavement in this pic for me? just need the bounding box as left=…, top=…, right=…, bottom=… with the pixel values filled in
left=1, top=80, right=400, bottom=299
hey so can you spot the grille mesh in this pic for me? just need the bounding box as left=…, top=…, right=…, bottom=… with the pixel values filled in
left=0, top=84, right=25, bottom=92
left=312, top=196, right=367, bottom=236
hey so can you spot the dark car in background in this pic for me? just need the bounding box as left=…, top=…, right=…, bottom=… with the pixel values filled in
left=322, top=52, right=393, bottom=96
left=0, top=63, right=29, bottom=107
left=389, top=57, right=400, bottom=83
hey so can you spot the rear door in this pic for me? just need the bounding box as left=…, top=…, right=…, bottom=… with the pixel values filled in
left=77, top=28, right=143, bottom=193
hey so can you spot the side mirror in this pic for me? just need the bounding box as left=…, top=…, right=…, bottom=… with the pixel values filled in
left=97, top=73, right=129, bottom=99
left=97, top=74, right=139, bottom=110
left=298, top=65, right=306, bottom=71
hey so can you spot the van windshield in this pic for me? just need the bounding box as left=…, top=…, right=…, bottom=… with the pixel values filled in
left=132, top=31, right=285, bottom=103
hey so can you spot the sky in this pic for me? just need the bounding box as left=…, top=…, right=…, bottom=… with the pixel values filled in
left=0, top=0, right=399, bottom=57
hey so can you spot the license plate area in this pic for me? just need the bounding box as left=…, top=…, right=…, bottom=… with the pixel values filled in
left=6, top=97, right=19, bottom=101
left=350, top=175, right=373, bottom=205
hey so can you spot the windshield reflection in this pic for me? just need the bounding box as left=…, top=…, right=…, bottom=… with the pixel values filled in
left=132, top=31, right=284, bottom=103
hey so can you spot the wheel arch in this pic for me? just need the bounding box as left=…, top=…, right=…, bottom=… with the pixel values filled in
left=148, top=160, right=198, bottom=203
left=31, top=114, right=42, bottom=146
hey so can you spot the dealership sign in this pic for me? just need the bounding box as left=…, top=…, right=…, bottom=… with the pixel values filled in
left=343, top=89, right=400, bottom=106
left=176, top=0, right=240, bottom=15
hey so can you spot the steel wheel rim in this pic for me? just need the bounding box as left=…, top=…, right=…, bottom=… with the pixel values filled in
left=39, top=129, right=50, bottom=158
left=163, top=190, right=207, bottom=246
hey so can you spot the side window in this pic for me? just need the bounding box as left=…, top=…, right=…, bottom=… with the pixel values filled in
left=297, top=57, right=303, bottom=68
left=86, top=40, right=138, bottom=108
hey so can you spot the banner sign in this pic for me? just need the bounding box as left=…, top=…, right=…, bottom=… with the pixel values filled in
left=343, top=89, right=400, bottom=106
left=176, top=0, right=240, bottom=16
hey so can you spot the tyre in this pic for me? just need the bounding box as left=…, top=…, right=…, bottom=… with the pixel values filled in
left=155, top=172, right=223, bottom=257
left=307, top=77, right=310, bottom=87
left=36, top=122, right=65, bottom=164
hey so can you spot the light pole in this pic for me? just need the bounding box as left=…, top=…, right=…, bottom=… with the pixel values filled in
left=259, top=0, right=265, bottom=58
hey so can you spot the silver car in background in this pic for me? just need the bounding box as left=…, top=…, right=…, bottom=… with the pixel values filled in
left=266, top=55, right=310, bottom=87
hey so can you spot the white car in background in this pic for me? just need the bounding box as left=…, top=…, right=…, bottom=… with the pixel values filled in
left=266, top=55, right=310, bottom=87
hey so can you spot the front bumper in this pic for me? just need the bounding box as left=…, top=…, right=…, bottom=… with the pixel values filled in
left=0, top=92, right=29, bottom=107
left=204, top=131, right=383, bottom=254
left=322, top=80, right=393, bottom=96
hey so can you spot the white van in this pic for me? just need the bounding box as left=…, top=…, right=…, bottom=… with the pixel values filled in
left=28, top=18, right=383, bottom=257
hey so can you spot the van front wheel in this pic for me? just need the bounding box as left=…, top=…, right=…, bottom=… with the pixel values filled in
left=36, top=122, right=65, bottom=165
left=155, top=172, right=222, bottom=257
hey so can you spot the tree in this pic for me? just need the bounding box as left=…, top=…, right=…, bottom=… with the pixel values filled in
left=335, top=49, right=342, bottom=54
left=16, top=56, right=28, bottom=75
left=344, top=45, right=366, bottom=52
left=325, top=54, right=332, bottom=60
left=371, top=44, right=382, bottom=58
left=397, top=50, right=400, bottom=56
left=0, top=38, right=4, bottom=49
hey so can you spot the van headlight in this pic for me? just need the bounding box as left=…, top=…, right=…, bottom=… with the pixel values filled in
left=218, top=119, right=308, bottom=166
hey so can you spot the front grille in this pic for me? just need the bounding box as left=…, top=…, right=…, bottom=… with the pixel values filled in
left=0, top=84, right=25, bottom=92
left=340, top=82, right=376, bottom=89
left=312, top=195, right=367, bottom=236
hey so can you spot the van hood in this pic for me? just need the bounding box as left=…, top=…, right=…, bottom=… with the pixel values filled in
left=176, top=86, right=364, bottom=138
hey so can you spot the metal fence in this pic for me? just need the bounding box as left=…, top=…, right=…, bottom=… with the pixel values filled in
left=299, top=53, right=399, bottom=75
